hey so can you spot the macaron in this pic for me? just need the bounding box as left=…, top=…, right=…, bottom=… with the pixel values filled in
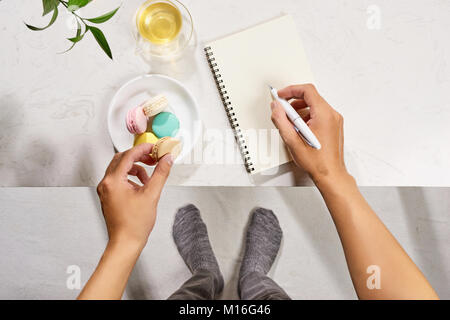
left=142, top=94, right=169, bottom=118
left=133, top=132, right=159, bottom=147
left=152, top=112, right=180, bottom=138
left=126, top=106, right=148, bottom=135
left=150, top=137, right=182, bottom=162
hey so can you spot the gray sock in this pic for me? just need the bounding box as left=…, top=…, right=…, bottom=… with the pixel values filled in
left=239, top=207, right=283, bottom=278
left=173, top=204, right=223, bottom=282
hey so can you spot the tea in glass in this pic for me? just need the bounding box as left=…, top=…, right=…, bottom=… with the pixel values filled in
left=137, top=2, right=182, bottom=44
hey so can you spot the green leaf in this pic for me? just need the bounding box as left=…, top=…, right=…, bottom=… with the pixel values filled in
left=68, top=32, right=85, bottom=43
left=88, top=26, right=113, bottom=59
left=67, top=0, right=91, bottom=11
left=60, top=19, right=86, bottom=54
left=62, top=40, right=78, bottom=53
left=86, top=7, right=120, bottom=24
left=68, top=20, right=84, bottom=43
left=25, top=6, right=59, bottom=31
left=42, top=0, right=59, bottom=16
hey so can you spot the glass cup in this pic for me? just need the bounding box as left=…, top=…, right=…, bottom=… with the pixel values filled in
left=133, top=0, right=194, bottom=61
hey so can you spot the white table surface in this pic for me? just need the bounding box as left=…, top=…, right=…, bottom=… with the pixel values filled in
left=1, top=0, right=449, bottom=187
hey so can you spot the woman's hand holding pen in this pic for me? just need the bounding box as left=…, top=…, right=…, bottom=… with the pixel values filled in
left=270, top=84, right=352, bottom=187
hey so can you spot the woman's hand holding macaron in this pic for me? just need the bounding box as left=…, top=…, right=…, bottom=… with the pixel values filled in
left=80, top=95, right=182, bottom=300
left=97, top=143, right=173, bottom=249
left=82, top=143, right=173, bottom=299
left=100, top=94, right=183, bottom=248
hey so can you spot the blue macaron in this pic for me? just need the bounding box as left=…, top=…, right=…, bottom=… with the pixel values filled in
left=152, top=112, right=180, bottom=138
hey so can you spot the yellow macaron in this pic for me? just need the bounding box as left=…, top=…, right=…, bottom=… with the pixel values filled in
left=133, top=132, right=159, bottom=147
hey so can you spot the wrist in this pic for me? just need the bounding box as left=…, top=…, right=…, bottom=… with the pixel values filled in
left=108, top=229, right=150, bottom=251
left=106, top=236, right=146, bottom=257
left=312, top=170, right=356, bottom=193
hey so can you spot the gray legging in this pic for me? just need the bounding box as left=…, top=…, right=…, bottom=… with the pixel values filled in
left=168, top=269, right=290, bottom=300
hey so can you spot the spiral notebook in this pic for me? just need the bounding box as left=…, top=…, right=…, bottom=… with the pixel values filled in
left=204, top=15, right=314, bottom=174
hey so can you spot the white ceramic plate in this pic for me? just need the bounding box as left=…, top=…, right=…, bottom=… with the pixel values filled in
left=108, top=74, right=201, bottom=164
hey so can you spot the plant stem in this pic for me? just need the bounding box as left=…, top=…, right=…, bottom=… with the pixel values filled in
left=59, top=0, right=86, bottom=22
left=59, top=0, right=88, bottom=37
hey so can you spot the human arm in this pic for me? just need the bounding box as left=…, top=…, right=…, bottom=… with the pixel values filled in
left=270, top=84, right=438, bottom=299
left=77, top=143, right=173, bottom=300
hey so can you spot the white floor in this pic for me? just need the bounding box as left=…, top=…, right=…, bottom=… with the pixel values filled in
left=0, top=186, right=448, bottom=299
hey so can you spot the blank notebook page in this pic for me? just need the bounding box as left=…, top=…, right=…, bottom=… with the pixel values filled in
left=205, top=15, right=314, bottom=174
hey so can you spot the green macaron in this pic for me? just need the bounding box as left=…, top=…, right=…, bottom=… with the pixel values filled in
left=152, top=112, right=180, bottom=138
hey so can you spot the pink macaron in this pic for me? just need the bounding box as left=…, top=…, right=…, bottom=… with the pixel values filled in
left=126, top=106, right=148, bottom=135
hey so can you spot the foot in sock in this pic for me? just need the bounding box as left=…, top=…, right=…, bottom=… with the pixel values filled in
left=240, top=207, right=283, bottom=278
left=173, top=204, right=223, bottom=282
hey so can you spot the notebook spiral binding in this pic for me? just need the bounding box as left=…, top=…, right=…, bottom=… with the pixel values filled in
left=204, top=46, right=255, bottom=173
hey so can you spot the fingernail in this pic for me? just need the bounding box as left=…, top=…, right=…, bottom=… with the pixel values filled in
left=270, top=101, right=277, bottom=110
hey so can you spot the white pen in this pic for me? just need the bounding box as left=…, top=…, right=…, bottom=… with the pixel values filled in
left=269, top=85, right=321, bottom=150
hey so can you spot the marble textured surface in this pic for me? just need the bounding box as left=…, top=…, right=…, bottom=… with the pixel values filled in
left=1, top=0, right=450, bottom=186
left=0, top=186, right=449, bottom=299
